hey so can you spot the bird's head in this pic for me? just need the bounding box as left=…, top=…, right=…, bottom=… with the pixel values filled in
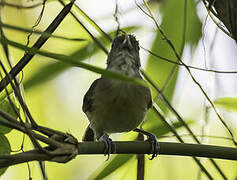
left=106, top=34, right=141, bottom=71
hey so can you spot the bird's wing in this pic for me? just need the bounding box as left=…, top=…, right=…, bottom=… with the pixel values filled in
left=138, top=72, right=152, bottom=109
left=82, top=125, right=95, bottom=141
left=82, top=78, right=100, bottom=113
left=146, top=87, right=152, bottom=109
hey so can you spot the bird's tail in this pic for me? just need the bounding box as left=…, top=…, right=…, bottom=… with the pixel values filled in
left=82, top=125, right=95, bottom=141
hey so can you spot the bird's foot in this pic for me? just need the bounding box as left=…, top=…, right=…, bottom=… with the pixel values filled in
left=146, top=133, right=159, bottom=160
left=134, top=128, right=160, bottom=160
left=100, top=134, right=115, bottom=160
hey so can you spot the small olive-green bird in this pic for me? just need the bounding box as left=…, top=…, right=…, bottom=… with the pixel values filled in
left=82, top=33, right=158, bottom=159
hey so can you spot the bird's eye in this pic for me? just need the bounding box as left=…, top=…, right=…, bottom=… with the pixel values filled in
left=116, top=35, right=125, bottom=44
left=112, top=35, right=125, bottom=48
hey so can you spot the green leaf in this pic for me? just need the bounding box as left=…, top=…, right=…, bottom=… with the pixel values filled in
left=23, top=26, right=139, bottom=90
left=0, top=87, right=13, bottom=103
left=0, top=34, right=146, bottom=88
left=0, top=97, right=18, bottom=134
left=185, top=0, right=202, bottom=48
left=0, top=22, right=87, bottom=42
left=146, top=120, right=193, bottom=137
left=0, top=134, right=11, bottom=177
left=214, top=97, right=237, bottom=113
left=90, top=155, right=134, bottom=180
left=89, top=120, right=193, bottom=179
left=23, top=41, right=104, bottom=90
left=146, top=0, right=202, bottom=113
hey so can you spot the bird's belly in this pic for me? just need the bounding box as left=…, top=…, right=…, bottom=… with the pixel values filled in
left=103, top=106, right=145, bottom=133
left=92, top=104, right=146, bottom=133
left=91, top=83, right=148, bottom=133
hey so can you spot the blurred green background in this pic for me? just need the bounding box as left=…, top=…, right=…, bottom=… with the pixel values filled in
left=0, top=0, right=237, bottom=179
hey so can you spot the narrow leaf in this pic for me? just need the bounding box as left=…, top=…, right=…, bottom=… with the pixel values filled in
left=0, top=36, right=146, bottom=87
left=145, top=0, right=202, bottom=113
left=23, top=26, right=139, bottom=90
left=214, top=97, right=237, bottom=113
left=89, top=120, right=193, bottom=179
left=91, top=155, right=134, bottom=180
left=0, top=96, right=18, bottom=134
left=0, top=134, right=11, bottom=177
left=0, top=22, right=87, bottom=42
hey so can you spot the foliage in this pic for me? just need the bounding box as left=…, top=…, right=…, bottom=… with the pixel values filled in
left=0, top=97, right=18, bottom=134
left=0, top=135, right=10, bottom=177
left=0, top=0, right=236, bottom=179
left=214, top=97, right=237, bottom=113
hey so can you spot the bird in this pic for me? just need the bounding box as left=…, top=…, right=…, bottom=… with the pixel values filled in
left=82, top=33, right=159, bottom=159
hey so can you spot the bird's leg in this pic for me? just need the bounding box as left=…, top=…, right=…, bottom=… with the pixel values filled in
left=99, top=134, right=115, bottom=160
left=134, top=128, right=159, bottom=160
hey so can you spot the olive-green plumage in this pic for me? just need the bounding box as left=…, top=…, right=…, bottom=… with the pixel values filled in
left=82, top=34, right=152, bottom=141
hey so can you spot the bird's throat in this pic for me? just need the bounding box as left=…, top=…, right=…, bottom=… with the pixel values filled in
left=107, top=52, right=138, bottom=76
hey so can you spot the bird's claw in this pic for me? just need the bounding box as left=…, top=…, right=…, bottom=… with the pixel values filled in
left=101, top=134, right=115, bottom=160
left=146, top=133, right=159, bottom=160
left=134, top=128, right=159, bottom=160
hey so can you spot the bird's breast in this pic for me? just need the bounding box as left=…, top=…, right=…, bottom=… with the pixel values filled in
left=90, top=79, right=149, bottom=133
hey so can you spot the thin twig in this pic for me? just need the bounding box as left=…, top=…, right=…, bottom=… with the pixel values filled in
left=141, top=46, right=237, bottom=74
left=23, top=2, right=49, bottom=178
left=142, top=70, right=227, bottom=179
left=74, top=3, right=112, bottom=41
left=0, top=0, right=75, bottom=93
left=62, top=4, right=227, bottom=178
left=137, top=133, right=145, bottom=180
left=158, top=134, right=233, bottom=141
left=114, top=0, right=121, bottom=36
left=142, top=0, right=237, bottom=146
left=0, top=61, right=42, bottom=148
left=201, top=0, right=233, bottom=39
left=58, top=0, right=108, bottom=54
left=25, top=0, right=46, bottom=49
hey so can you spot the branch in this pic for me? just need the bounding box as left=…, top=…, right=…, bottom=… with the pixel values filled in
left=0, top=0, right=75, bottom=93
left=141, top=0, right=237, bottom=146
left=0, top=141, right=236, bottom=169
